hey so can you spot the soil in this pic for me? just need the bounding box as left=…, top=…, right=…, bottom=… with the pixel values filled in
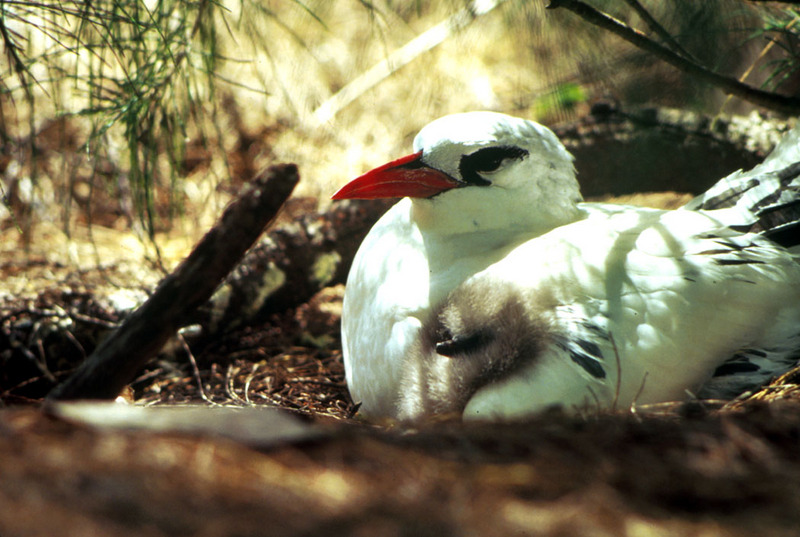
left=3, top=233, right=800, bottom=537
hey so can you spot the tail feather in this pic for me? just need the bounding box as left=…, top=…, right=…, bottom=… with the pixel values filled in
left=688, top=123, right=800, bottom=394
left=684, top=122, right=800, bottom=252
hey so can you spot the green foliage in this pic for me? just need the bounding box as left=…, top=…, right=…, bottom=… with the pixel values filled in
left=532, top=82, right=586, bottom=121
left=1, top=0, right=226, bottom=238
left=751, top=8, right=800, bottom=91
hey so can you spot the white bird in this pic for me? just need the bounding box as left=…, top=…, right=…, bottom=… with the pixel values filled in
left=332, top=111, right=800, bottom=422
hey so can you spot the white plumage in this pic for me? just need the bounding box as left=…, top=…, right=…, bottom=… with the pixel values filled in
left=332, top=112, right=800, bottom=422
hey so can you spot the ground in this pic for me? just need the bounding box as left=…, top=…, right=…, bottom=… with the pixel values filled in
left=4, top=391, right=800, bottom=536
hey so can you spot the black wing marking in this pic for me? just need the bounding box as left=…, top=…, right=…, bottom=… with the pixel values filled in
left=556, top=337, right=607, bottom=379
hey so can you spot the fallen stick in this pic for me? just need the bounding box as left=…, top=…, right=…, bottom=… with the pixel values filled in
left=47, top=164, right=299, bottom=401
left=198, top=197, right=394, bottom=336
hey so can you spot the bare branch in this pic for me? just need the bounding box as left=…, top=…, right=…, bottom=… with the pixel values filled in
left=547, top=0, right=800, bottom=115
left=622, top=0, right=698, bottom=63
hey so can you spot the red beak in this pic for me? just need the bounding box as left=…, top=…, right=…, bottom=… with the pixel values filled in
left=332, top=151, right=461, bottom=200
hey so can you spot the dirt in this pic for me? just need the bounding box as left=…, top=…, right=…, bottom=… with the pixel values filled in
left=3, top=397, right=800, bottom=536
left=2, top=247, right=800, bottom=536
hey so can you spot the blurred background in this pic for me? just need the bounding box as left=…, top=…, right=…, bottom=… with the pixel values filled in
left=1, top=0, right=798, bottom=280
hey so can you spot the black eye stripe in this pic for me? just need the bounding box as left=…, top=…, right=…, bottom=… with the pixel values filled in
left=458, top=145, right=529, bottom=186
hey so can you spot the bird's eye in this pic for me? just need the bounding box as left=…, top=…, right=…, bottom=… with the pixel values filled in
left=435, top=330, right=494, bottom=357
left=459, top=145, right=529, bottom=186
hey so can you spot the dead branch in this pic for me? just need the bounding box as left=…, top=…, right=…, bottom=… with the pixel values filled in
left=547, top=0, right=800, bottom=115
left=621, top=0, right=698, bottom=63
left=47, top=163, right=299, bottom=401
left=198, top=197, right=394, bottom=336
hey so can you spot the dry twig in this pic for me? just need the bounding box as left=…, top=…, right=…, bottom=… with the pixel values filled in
left=548, top=0, right=800, bottom=115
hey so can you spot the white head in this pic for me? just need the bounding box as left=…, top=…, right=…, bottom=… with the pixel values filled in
left=333, top=112, right=583, bottom=238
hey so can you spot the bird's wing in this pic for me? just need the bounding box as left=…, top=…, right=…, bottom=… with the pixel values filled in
left=462, top=206, right=800, bottom=417
left=340, top=200, right=431, bottom=417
